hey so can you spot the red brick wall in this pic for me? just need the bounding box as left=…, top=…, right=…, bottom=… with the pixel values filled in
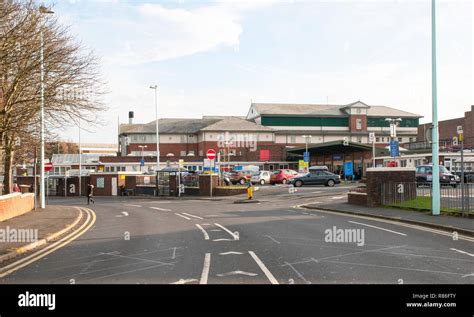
left=349, top=115, right=367, bottom=132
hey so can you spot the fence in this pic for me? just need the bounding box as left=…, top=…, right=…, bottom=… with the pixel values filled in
left=381, top=182, right=473, bottom=214
left=181, top=174, right=199, bottom=188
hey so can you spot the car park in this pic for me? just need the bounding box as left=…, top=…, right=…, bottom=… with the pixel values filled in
left=270, top=169, right=298, bottom=185
left=415, top=164, right=460, bottom=185
left=250, top=171, right=271, bottom=185
left=289, top=170, right=341, bottom=187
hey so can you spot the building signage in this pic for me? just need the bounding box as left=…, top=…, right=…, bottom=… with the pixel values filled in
left=303, top=151, right=310, bottom=163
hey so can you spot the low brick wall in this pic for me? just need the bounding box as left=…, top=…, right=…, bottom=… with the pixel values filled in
left=213, top=187, right=247, bottom=196
left=366, top=167, right=416, bottom=207
left=348, top=192, right=367, bottom=206
left=0, top=193, right=35, bottom=222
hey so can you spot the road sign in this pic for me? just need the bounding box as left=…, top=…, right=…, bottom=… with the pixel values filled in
left=457, top=125, right=463, bottom=133
left=369, top=132, right=375, bottom=143
left=44, top=162, right=53, bottom=172
left=207, top=149, right=216, bottom=160
left=140, top=159, right=145, bottom=167
left=344, top=162, right=353, bottom=177
left=453, top=136, right=458, bottom=146
left=303, top=151, right=310, bottom=163
left=389, top=140, right=399, bottom=157
left=179, top=159, right=184, bottom=168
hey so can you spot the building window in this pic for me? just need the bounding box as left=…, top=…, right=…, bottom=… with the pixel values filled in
left=376, top=137, right=380, bottom=143
left=180, top=135, right=186, bottom=143
left=409, top=137, right=413, bottom=143
left=398, top=137, right=403, bottom=142
left=180, top=151, right=186, bottom=156
left=356, top=119, right=362, bottom=130
left=290, top=135, right=296, bottom=143
left=357, top=137, right=362, bottom=143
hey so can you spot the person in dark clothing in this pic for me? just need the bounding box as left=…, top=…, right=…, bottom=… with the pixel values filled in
left=87, top=184, right=95, bottom=205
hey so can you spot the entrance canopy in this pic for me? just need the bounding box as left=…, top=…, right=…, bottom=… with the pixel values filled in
left=287, top=140, right=385, bottom=156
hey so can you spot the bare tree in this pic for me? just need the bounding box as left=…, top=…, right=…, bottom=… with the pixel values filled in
left=0, top=1, right=106, bottom=193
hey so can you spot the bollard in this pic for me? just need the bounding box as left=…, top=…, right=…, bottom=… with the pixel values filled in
left=247, top=180, right=253, bottom=200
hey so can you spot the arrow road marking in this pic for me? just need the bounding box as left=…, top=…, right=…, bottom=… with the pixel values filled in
left=175, top=213, right=191, bottom=220
left=200, top=253, right=211, bottom=284
left=150, top=207, right=171, bottom=211
left=450, top=248, right=474, bottom=257
left=249, top=251, right=279, bottom=284
left=171, top=278, right=198, bottom=284
left=214, top=223, right=239, bottom=240
left=195, top=224, right=209, bottom=240
left=216, top=271, right=258, bottom=277
left=181, top=212, right=204, bottom=220
left=219, top=251, right=244, bottom=255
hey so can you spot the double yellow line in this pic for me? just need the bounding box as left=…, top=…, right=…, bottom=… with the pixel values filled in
left=0, top=207, right=96, bottom=278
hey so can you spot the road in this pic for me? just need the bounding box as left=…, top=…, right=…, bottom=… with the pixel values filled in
left=1, top=184, right=473, bottom=284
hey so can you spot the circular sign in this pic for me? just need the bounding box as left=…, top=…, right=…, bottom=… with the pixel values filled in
left=206, top=149, right=216, bottom=160
left=45, top=162, right=53, bottom=172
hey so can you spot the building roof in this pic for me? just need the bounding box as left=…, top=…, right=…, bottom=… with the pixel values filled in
left=120, top=117, right=273, bottom=134
left=200, top=117, right=274, bottom=132
left=250, top=101, right=422, bottom=118
left=287, top=140, right=388, bottom=156
left=51, top=154, right=113, bottom=165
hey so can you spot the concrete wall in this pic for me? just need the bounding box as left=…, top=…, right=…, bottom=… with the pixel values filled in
left=0, top=193, right=35, bottom=222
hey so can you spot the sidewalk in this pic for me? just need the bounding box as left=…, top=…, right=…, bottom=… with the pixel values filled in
left=0, top=205, right=82, bottom=263
left=303, top=201, right=474, bottom=237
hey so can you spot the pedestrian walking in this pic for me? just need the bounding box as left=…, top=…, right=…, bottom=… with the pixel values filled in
left=87, top=183, right=95, bottom=205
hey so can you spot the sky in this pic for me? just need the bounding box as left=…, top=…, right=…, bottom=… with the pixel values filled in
left=44, top=0, right=473, bottom=144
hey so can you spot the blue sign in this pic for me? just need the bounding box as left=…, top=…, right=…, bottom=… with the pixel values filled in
left=333, top=155, right=342, bottom=161
left=303, top=151, right=310, bottom=163
left=234, top=165, right=243, bottom=171
left=140, top=159, right=145, bottom=167
left=389, top=140, right=399, bottom=157
left=344, top=162, right=353, bottom=178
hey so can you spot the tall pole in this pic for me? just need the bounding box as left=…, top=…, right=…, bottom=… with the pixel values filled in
left=79, top=119, right=82, bottom=197
left=40, top=28, right=45, bottom=209
left=431, top=0, right=441, bottom=216
left=150, top=85, right=159, bottom=172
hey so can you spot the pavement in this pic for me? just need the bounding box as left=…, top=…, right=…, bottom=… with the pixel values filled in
left=0, top=205, right=82, bottom=263
left=303, top=201, right=474, bottom=237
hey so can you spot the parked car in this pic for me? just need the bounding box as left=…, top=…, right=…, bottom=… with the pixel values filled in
left=270, top=169, right=298, bottom=185
left=289, top=170, right=341, bottom=187
left=416, top=165, right=460, bottom=185
left=228, top=170, right=256, bottom=185
left=250, top=171, right=271, bottom=185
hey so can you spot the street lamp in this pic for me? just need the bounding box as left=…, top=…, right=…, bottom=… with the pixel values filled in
left=302, top=135, right=312, bottom=172
left=431, top=0, right=440, bottom=215
left=138, top=145, right=147, bottom=172
left=149, top=85, right=159, bottom=172
left=39, top=5, right=54, bottom=209
left=302, top=135, right=312, bottom=153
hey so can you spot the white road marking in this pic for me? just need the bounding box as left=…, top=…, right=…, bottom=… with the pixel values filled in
left=331, top=196, right=345, bottom=200
left=311, top=191, right=322, bottom=194
left=264, top=235, right=281, bottom=244
left=172, top=247, right=176, bottom=260
left=348, top=220, right=407, bottom=236
left=124, top=204, right=141, bottom=208
left=214, top=223, right=239, bottom=240
left=219, top=251, right=244, bottom=255
left=210, top=229, right=222, bottom=232
left=121, top=211, right=129, bottom=216
left=213, top=239, right=234, bottom=242
left=195, top=224, right=210, bottom=240
left=175, top=213, right=191, bottom=220
left=462, top=273, right=474, bottom=278
left=201, top=223, right=212, bottom=226
left=172, top=278, right=198, bottom=284
left=182, top=212, right=204, bottom=220
left=200, top=253, right=211, bottom=284
left=217, top=270, right=258, bottom=277
left=450, top=248, right=474, bottom=257
left=150, top=207, right=171, bottom=211
left=248, top=251, right=279, bottom=284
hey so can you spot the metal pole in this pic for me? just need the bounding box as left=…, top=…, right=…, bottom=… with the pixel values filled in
left=33, top=147, right=37, bottom=210
left=40, top=28, right=45, bottom=209
left=372, top=139, right=376, bottom=167
left=79, top=119, right=81, bottom=197
left=460, top=136, right=465, bottom=215
left=431, top=0, right=441, bottom=215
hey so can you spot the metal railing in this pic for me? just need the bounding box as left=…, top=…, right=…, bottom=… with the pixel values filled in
left=381, top=182, right=473, bottom=214
left=181, top=174, right=199, bottom=188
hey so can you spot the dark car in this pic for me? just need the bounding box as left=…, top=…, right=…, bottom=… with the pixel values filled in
left=415, top=165, right=460, bottom=185
left=288, top=170, right=341, bottom=187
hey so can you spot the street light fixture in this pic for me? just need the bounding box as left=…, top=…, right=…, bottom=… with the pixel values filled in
left=39, top=6, right=54, bottom=209
left=149, top=85, right=159, bottom=172
left=302, top=135, right=312, bottom=153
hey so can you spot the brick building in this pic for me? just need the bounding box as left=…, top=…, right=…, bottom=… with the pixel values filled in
left=117, top=101, right=421, bottom=172
left=417, top=105, right=474, bottom=149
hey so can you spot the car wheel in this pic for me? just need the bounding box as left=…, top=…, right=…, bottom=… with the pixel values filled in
left=239, top=178, right=246, bottom=185
left=327, top=179, right=335, bottom=187
left=294, top=180, right=303, bottom=187
left=282, top=179, right=287, bottom=184
left=260, top=179, right=265, bottom=185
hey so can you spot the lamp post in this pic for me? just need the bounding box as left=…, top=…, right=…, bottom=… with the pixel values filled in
left=302, top=135, right=312, bottom=172
left=149, top=85, right=159, bottom=172
left=39, top=6, right=54, bottom=209
left=431, top=0, right=440, bottom=216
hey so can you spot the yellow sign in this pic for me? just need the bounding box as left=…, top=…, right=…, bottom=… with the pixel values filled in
left=298, top=160, right=309, bottom=172
left=120, top=175, right=126, bottom=180
left=179, top=159, right=184, bottom=168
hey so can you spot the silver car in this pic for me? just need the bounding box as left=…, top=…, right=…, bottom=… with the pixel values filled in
left=250, top=171, right=271, bottom=185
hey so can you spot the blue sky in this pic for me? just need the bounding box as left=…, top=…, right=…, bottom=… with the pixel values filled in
left=45, top=0, right=473, bottom=144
